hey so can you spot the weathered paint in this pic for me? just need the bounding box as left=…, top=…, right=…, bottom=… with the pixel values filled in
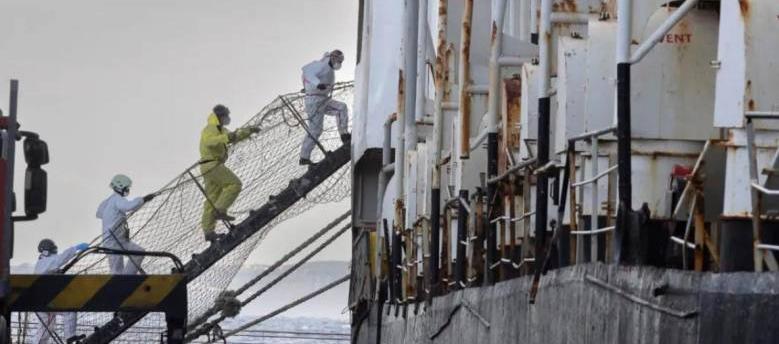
left=499, top=76, right=522, bottom=172
left=356, top=264, right=779, bottom=344
left=458, top=0, right=474, bottom=159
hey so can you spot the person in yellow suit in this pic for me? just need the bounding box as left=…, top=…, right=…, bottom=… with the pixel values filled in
left=199, top=104, right=259, bottom=243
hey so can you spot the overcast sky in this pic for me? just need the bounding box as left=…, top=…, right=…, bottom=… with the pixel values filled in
left=0, top=0, right=358, bottom=264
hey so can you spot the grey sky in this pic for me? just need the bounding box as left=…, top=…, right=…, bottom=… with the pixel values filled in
left=0, top=0, right=357, bottom=264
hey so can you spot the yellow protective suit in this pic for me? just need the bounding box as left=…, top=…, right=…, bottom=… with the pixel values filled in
left=200, top=112, right=253, bottom=233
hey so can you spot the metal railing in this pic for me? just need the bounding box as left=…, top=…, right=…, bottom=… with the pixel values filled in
left=566, top=126, right=618, bottom=264
left=745, top=114, right=779, bottom=272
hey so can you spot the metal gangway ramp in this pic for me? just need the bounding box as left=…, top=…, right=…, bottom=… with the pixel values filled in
left=9, top=83, right=353, bottom=344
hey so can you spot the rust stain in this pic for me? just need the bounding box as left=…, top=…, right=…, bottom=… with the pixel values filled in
left=438, top=0, right=447, bottom=17
left=739, top=0, right=750, bottom=18
left=459, top=0, right=474, bottom=159
left=503, top=76, right=523, bottom=151
left=397, top=70, right=405, bottom=115
left=748, top=99, right=756, bottom=111
left=434, top=0, right=448, bottom=90
left=491, top=21, right=498, bottom=43
left=676, top=19, right=689, bottom=33
left=720, top=214, right=754, bottom=221
left=553, top=0, right=578, bottom=13
left=630, top=150, right=699, bottom=159
left=563, top=0, right=578, bottom=13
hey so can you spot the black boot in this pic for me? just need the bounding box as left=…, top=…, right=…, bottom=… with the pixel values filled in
left=67, top=335, right=86, bottom=343
left=214, top=211, right=235, bottom=222
left=299, top=158, right=313, bottom=166
left=340, top=133, right=351, bottom=143
left=204, top=231, right=220, bottom=243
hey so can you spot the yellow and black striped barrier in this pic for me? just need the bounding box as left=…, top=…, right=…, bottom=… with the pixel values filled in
left=8, top=274, right=188, bottom=343
left=9, top=274, right=186, bottom=312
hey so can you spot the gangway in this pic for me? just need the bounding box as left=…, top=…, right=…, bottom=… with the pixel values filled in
left=3, top=82, right=353, bottom=343
left=81, top=144, right=350, bottom=343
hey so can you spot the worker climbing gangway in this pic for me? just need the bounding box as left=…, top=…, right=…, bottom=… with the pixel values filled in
left=10, top=83, right=354, bottom=343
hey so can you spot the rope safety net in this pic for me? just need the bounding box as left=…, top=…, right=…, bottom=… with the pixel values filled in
left=11, top=82, right=354, bottom=343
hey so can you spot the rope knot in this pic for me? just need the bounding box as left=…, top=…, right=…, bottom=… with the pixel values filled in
left=215, top=290, right=242, bottom=318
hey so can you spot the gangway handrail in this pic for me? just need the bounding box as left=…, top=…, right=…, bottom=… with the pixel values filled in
left=59, top=246, right=185, bottom=274
left=82, top=144, right=352, bottom=344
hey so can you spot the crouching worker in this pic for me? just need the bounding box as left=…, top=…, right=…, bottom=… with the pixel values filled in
left=97, top=174, right=156, bottom=274
left=199, top=104, right=259, bottom=243
left=33, top=239, right=89, bottom=344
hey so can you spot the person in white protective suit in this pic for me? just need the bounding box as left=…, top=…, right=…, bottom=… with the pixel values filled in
left=96, top=174, right=156, bottom=274
left=33, top=239, right=89, bottom=344
left=299, top=49, right=351, bottom=165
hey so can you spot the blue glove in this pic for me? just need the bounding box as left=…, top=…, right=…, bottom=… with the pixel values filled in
left=75, top=243, right=90, bottom=252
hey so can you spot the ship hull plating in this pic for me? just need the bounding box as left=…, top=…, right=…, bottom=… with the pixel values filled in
left=355, top=264, right=779, bottom=344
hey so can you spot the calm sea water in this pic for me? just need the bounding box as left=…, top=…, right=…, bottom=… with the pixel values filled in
left=204, top=316, right=350, bottom=344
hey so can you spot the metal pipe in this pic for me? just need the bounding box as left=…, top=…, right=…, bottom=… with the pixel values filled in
left=681, top=196, right=697, bottom=269
left=469, top=125, right=500, bottom=152
left=498, top=55, right=534, bottom=67
left=458, top=0, right=474, bottom=159
left=468, top=84, right=489, bottom=94
left=3, top=80, right=19, bottom=301
left=384, top=113, right=397, bottom=167
left=403, top=0, right=420, bottom=230
left=442, top=101, right=459, bottom=110
left=616, top=0, right=632, bottom=64
left=568, top=126, right=616, bottom=142
left=751, top=183, right=779, bottom=196
left=430, top=0, right=449, bottom=296
left=487, top=0, right=507, bottom=135
left=551, top=12, right=589, bottom=24
left=519, top=0, right=531, bottom=41
left=671, top=236, right=697, bottom=249
left=405, top=0, right=420, bottom=154
left=530, top=0, right=539, bottom=44
left=485, top=0, right=508, bottom=286
left=395, top=70, right=406, bottom=213
left=745, top=111, right=779, bottom=119
left=629, top=0, right=700, bottom=64
left=533, top=0, right=553, bottom=278
left=487, top=158, right=538, bottom=185
left=415, top=0, right=428, bottom=141
left=455, top=190, right=469, bottom=288
left=572, top=164, right=618, bottom=187
left=571, top=226, right=615, bottom=235
left=375, top=114, right=395, bottom=285
left=590, top=137, right=600, bottom=262
left=757, top=243, right=779, bottom=252
left=538, top=0, right=551, bottom=98
left=615, top=0, right=633, bottom=263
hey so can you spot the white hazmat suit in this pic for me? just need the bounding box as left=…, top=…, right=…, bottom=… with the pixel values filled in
left=32, top=246, right=80, bottom=344
left=300, top=53, right=349, bottom=160
left=96, top=193, right=145, bottom=274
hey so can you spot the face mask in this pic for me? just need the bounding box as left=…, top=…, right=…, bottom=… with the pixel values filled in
left=220, top=115, right=231, bottom=126
left=332, top=62, right=342, bottom=70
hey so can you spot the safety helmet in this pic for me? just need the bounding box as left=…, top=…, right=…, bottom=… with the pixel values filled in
left=110, top=174, right=133, bottom=195
left=329, top=50, right=344, bottom=64
left=38, top=238, right=57, bottom=256
left=213, top=104, right=230, bottom=118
